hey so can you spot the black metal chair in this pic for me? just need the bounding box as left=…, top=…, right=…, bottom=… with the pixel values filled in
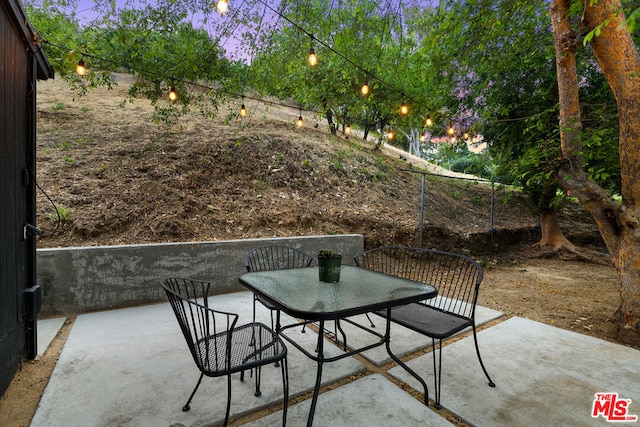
left=244, top=245, right=314, bottom=330
left=354, top=246, right=495, bottom=409
left=161, top=278, right=289, bottom=426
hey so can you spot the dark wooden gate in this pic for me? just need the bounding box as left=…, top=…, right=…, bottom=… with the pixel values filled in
left=0, top=0, right=53, bottom=396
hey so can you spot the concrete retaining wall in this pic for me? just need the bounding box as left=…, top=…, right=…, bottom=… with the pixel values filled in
left=37, top=234, right=364, bottom=316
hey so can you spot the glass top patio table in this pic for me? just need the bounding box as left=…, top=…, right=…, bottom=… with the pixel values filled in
left=239, top=265, right=438, bottom=321
left=239, top=265, right=437, bottom=426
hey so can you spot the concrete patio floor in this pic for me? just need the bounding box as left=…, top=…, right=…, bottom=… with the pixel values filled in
left=31, top=291, right=640, bottom=426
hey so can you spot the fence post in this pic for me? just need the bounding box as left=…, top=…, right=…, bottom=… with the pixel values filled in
left=490, top=179, right=495, bottom=239
left=418, top=174, right=425, bottom=247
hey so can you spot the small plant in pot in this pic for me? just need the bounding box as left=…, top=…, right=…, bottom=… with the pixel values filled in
left=318, top=249, right=342, bottom=283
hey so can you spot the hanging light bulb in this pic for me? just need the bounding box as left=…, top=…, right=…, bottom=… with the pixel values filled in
left=240, top=98, right=247, bottom=117
left=308, top=46, right=318, bottom=66
left=386, top=129, right=395, bottom=141
left=216, top=0, right=228, bottom=14
left=76, top=58, right=86, bottom=76
left=168, top=85, right=178, bottom=101
left=345, top=124, right=351, bottom=135
left=447, top=124, right=455, bottom=136
left=360, top=80, right=369, bottom=96
left=420, top=133, right=426, bottom=142
left=400, top=101, right=409, bottom=115
left=296, top=111, right=304, bottom=127
left=425, top=115, right=433, bottom=127
left=463, top=131, right=470, bottom=140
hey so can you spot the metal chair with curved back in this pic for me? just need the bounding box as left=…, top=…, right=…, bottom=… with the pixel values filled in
left=354, top=246, right=495, bottom=409
left=161, top=278, right=289, bottom=426
left=244, top=245, right=314, bottom=330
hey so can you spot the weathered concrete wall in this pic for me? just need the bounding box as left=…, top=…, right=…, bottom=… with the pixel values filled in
left=36, top=234, right=364, bottom=316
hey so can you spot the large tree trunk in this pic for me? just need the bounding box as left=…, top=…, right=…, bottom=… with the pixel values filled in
left=536, top=182, right=577, bottom=251
left=538, top=208, right=576, bottom=250
left=551, top=0, right=640, bottom=346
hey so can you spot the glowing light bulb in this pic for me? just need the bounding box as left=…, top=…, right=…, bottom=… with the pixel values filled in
left=400, top=102, right=409, bottom=115
left=76, top=59, right=86, bottom=76
left=216, top=0, right=228, bottom=14
left=296, top=115, right=303, bottom=127
left=425, top=116, right=433, bottom=127
left=240, top=103, right=247, bottom=117
left=463, top=132, right=470, bottom=139
left=168, top=85, right=178, bottom=101
left=361, top=81, right=369, bottom=96
left=345, top=125, right=351, bottom=135
left=448, top=125, right=455, bottom=136
left=386, top=129, right=395, bottom=141
left=308, top=47, right=317, bottom=66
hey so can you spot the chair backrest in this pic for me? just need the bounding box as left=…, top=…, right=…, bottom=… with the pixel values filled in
left=163, top=277, right=211, bottom=305
left=244, top=245, right=314, bottom=272
left=354, top=246, right=484, bottom=321
left=161, top=278, right=238, bottom=372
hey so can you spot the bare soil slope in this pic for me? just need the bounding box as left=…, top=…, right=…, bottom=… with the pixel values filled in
left=34, top=75, right=596, bottom=251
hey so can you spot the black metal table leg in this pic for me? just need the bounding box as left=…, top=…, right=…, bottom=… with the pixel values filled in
left=384, top=308, right=430, bottom=405
left=306, top=319, right=325, bottom=427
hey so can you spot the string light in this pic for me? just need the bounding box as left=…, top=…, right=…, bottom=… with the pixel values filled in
left=463, top=131, right=470, bottom=139
left=345, top=124, right=351, bottom=135
left=447, top=124, right=455, bottom=136
left=425, top=115, right=433, bottom=127
left=296, top=111, right=304, bottom=127
left=76, top=58, right=86, bottom=76
left=240, top=98, right=247, bottom=117
left=386, top=129, right=395, bottom=141
left=308, top=45, right=318, bottom=66
left=168, top=84, right=178, bottom=101
left=216, top=0, right=228, bottom=14
left=360, top=80, right=369, bottom=96
left=400, top=101, right=409, bottom=115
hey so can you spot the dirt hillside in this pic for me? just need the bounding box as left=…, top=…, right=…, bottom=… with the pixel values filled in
left=34, top=74, right=599, bottom=255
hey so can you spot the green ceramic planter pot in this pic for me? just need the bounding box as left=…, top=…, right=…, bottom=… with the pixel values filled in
left=318, top=256, right=342, bottom=283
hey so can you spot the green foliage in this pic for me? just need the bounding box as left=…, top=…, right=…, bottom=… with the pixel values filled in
left=416, top=0, right=621, bottom=214
left=627, top=7, right=640, bottom=33
left=25, top=0, right=247, bottom=124
left=427, top=141, right=496, bottom=180
left=318, top=249, right=342, bottom=258
left=47, top=205, right=72, bottom=223
left=249, top=0, right=433, bottom=137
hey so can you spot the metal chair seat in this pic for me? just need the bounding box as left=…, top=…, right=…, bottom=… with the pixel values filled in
left=195, top=322, right=287, bottom=375
left=375, top=303, right=471, bottom=339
